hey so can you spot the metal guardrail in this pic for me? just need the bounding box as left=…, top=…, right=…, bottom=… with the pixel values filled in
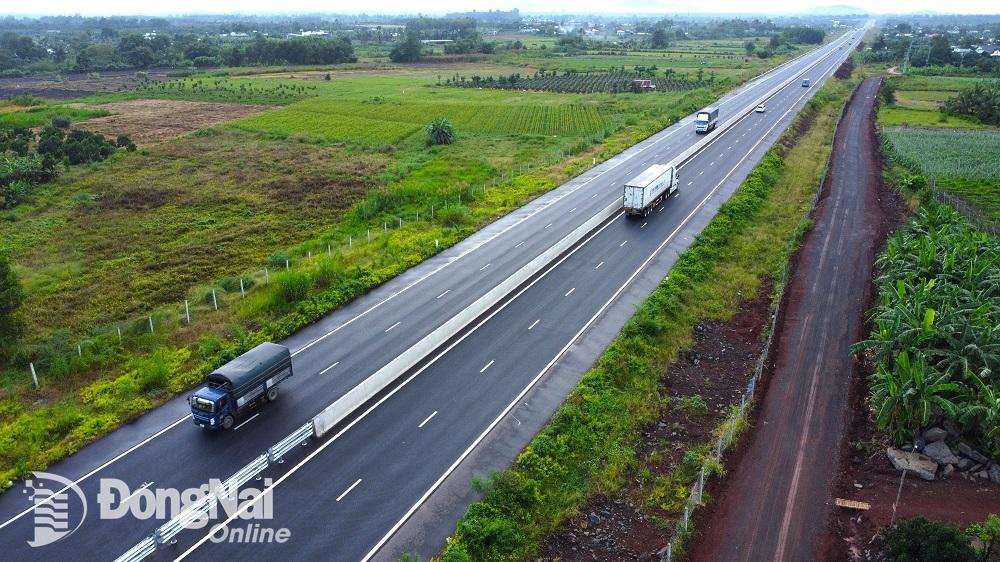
left=113, top=422, right=312, bottom=562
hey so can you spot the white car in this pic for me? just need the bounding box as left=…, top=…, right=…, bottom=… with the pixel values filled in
left=755, top=104, right=766, bottom=113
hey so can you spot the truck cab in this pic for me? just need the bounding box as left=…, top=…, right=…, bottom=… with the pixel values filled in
left=190, top=387, right=232, bottom=429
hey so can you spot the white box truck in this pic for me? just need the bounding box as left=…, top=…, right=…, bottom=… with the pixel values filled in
left=695, top=106, right=719, bottom=133
left=623, top=164, right=678, bottom=217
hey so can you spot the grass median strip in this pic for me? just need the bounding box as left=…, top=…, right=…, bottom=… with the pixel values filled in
left=435, top=64, right=859, bottom=562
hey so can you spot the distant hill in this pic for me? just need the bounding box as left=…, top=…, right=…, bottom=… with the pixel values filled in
left=801, top=5, right=868, bottom=15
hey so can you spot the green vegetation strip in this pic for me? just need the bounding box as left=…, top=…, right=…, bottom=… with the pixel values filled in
left=854, top=204, right=999, bottom=455
left=882, top=127, right=1000, bottom=180
left=438, top=72, right=857, bottom=562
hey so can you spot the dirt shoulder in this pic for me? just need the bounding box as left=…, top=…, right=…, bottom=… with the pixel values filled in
left=75, top=99, right=269, bottom=145
left=688, top=76, right=903, bottom=561
left=534, top=281, right=774, bottom=561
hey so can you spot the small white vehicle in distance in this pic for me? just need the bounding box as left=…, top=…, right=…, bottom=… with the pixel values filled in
left=755, top=104, right=766, bottom=113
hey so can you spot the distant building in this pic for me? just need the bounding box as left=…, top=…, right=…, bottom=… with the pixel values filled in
left=421, top=39, right=454, bottom=44
left=632, top=79, right=656, bottom=91
left=288, top=30, right=329, bottom=38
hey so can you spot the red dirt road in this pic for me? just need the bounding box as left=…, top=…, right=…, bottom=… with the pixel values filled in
left=690, top=77, right=888, bottom=562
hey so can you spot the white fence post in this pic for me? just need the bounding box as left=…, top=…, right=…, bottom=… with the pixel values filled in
left=264, top=267, right=269, bottom=284
left=185, top=300, right=190, bottom=323
left=148, top=316, right=154, bottom=333
left=30, top=362, right=38, bottom=389
left=212, top=289, right=218, bottom=310
left=285, top=259, right=289, bottom=270
left=367, top=229, right=371, bottom=243
left=240, top=278, right=245, bottom=298
left=77, top=344, right=82, bottom=357
left=116, top=326, right=122, bottom=342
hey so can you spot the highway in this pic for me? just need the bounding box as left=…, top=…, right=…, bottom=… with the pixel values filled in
left=0, top=28, right=863, bottom=562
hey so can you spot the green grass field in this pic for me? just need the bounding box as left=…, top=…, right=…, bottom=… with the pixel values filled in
left=883, top=127, right=1000, bottom=180
left=0, top=105, right=109, bottom=128
left=879, top=74, right=996, bottom=129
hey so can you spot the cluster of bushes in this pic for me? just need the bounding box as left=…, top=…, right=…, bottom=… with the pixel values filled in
left=855, top=205, right=999, bottom=456
left=0, top=121, right=134, bottom=209
left=37, top=126, right=135, bottom=165
left=943, top=80, right=1000, bottom=127
left=884, top=515, right=999, bottom=562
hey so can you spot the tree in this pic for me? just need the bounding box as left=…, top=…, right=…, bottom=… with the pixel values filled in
left=390, top=31, right=423, bottom=63
left=0, top=253, right=24, bottom=356
left=881, top=80, right=898, bottom=106
left=426, top=118, right=455, bottom=146
left=651, top=28, right=669, bottom=49
left=928, top=35, right=952, bottom=66
left=744, top=40, right=756, bottom=56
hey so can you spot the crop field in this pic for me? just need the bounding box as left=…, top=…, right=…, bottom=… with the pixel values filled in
left=447, top=70, right=711, bottom=94
left=878, top=106, right=989, bottom=129
left=0, top=104, right=109, bottom=128
left=87, top=77, right=319, bottom=105
left=936, top=178, right=1000, bottom=220
left=879, top=74, right=991, bottom=129
left=882, top=127, right=1000, bottom=180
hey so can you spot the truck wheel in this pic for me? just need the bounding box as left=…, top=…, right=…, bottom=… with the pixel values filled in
left=222, top=415, right=235, bottom=430
left=266, top=387, right=279, bottom=402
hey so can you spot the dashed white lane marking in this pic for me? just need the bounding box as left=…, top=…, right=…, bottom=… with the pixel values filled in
left=595, top=261, right=604, bottom=270
left=436, top=290, right=450, bottom=299
left=515, top=241, right=524, bottom=248
left=528, top=319, right=540, bottom=330
left=480, top=360, right=495, bottom=373
left=320, top=361, right=340, bottom=375
left=620, top=240, right=628, bottom=247
left=687, top=181, right=693, bottom=186
left=564, top=287, right=576, bottom=297
left=570, top=207, right=577, bottom=213
left=418, top=411, right=437, bottom=428
left=385, top=321, right=401, bottom=333
left=480, top=263, right=491, bottom=271
left=641, top=222, right=648, bottom=229
left=544, top=223, right=553, bottom=229
left=336, top=479, right=362, bottom=502
left=592, top=193, right=599, bottom=199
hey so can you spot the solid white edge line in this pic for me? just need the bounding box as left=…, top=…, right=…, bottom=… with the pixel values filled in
left=418, top=411, right=437, bottom=429
left=0, top=414, right=189, bottom=530
left=336, top=478, right=362, bottom=502
left=233, top=414, right=260, bottom=432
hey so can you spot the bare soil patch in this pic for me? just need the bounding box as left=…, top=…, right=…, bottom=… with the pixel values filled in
left=535, top=281, right=773, bottom=561
left=0, top=68, right=176, bottom=101
left=75, top=99, right=269, bottom=145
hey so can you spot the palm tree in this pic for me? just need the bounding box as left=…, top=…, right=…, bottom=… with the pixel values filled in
left=426, top=118, right=456, bottom=146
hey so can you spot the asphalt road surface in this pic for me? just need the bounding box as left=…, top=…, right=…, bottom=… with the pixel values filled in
left=0, top=30, right=864, bottom=562
left=690, top=77, right=884, bottom=562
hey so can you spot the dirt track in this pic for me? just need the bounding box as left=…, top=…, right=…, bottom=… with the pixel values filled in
left=689, top=77, right=890, bottom=561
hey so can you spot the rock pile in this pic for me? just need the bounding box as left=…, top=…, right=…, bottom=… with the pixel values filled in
left=886, top=426, right=998, bottom=483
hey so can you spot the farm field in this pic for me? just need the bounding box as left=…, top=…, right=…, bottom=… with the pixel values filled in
left=878, top=74, right=992, bottom=129
left=75, top=99, right=270, bottom=145
left=882, top=127, right=1000, bottom=180
left=883, top=126, right=1000, bottom=220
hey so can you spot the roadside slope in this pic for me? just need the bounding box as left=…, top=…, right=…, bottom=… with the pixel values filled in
left=690, top=76, right=888, bottom=561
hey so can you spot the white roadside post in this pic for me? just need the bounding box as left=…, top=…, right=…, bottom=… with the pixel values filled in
left=185, top=300, right=190, bottom=323
left=30, top=362, right=38, bottom=389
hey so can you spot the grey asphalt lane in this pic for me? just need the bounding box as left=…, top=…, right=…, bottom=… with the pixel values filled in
left=0, top=28, right=863, bottom=562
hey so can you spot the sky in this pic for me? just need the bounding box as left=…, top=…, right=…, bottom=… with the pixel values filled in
left=1, top=0, right=997, bottom=17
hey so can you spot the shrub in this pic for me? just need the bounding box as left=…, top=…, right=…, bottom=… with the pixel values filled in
left=681, top=394, right=708, bottom=415
left=0, top=254, right=25, bottom=357
left=426, top=117, right=456, bottom=146
left=884, top=517, right=979, bottom=562
left=10, top=94, right=44, bottom=107
left=50, top=115, right=71, bottom=129
left=273, top=271, right=312, bottom=304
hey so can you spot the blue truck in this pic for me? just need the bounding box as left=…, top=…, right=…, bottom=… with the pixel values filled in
left=189, top=342, right=293, bottom=430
